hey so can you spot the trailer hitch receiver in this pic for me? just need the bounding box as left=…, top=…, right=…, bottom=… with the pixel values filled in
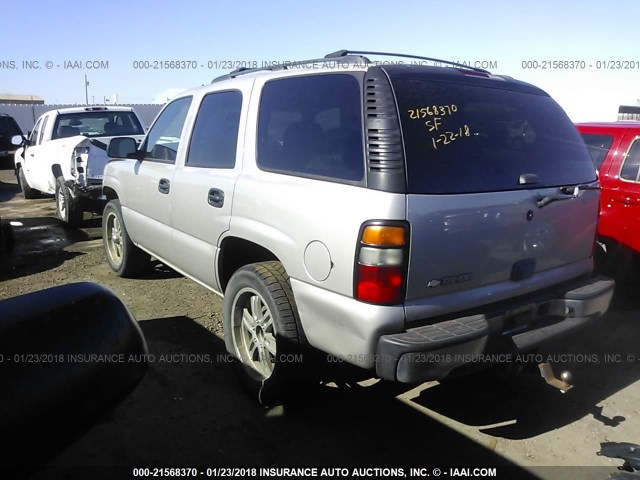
left=539, top=362, right=573, bottom=393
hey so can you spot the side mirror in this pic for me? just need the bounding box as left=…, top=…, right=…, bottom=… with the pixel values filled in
left=11, top=135, right=25, bottom=146
left=107, top=137, right=139, bottom=159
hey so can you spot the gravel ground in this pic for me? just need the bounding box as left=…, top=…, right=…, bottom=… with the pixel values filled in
left=1, top=163, right=638, bottom=479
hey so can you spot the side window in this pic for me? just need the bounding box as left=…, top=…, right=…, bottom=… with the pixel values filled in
left=620, top=139, right=640, bottom=182
left=257, top=74, right=364, bottom=182
left=187, top=91, right=242, bottom=168
left=144, top=96, right=192, bottom=163
left=580, top=133, right=613, bottom=170
left=29, top=118, right=43, bottom=145
left=39, top=116, right=49, bottom=145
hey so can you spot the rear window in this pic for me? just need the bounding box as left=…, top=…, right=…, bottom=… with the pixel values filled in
left=580, top=133, right=613, bottom=170
left=0, top=116, right=22, bottom=136
left=52, top=111, right=144, bottom=139
left=392, top=78, right=596, bottom=194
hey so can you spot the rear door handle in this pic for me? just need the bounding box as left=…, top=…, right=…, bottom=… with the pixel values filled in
left=208, top=188, right=224, bottom=208
left=158, top=178, right=170, bottom=194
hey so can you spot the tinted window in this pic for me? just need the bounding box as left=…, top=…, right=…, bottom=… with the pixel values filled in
left=187, top=91, right=242, bottom=168
left=620, top=140, right=640, bottom=182
left=52, top=111, right=144, bottom=139
left=145, top=97, right=192, bottom=163
left=0, top=116, right=22, bottom=136
left=257, top=74, right=364, bottom=182
left=392, top=78, right=596, bottom=194
left=580, top=133, right=613, bottom=170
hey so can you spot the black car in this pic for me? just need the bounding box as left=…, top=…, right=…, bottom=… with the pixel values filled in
left=0, top=113, right=23, bottom=160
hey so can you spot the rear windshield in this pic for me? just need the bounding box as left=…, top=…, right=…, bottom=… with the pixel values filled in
left=0, top=116, right=22, bottom=136
left=52, top=111, right=144, bottom=139
left=580, top=133, right=614, bottom=170
left=391, top=78, right=596, bottom=194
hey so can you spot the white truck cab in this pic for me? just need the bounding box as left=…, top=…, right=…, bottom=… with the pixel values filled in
left=13, top=106, right=145, bottom=225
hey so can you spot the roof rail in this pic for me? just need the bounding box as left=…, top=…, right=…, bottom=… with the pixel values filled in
left=211, top=54, right=370, bottom=84
left=325, top=49, right=491, bottom=74
left=210, top=49, right=491, bottom=84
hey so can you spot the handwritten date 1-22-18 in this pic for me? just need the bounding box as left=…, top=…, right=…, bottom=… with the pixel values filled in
left=431, top=125, right=471, bottom=150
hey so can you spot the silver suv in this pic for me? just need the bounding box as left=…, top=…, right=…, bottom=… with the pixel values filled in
left=102, top=50, right=614, bottom=404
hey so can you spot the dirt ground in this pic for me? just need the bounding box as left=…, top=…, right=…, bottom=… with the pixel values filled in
left=1, top=163, right=638, bottom=479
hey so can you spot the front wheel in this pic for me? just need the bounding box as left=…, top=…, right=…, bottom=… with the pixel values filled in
left=102, top=199, right=151, bottom=277
left=17, top=167, right=38, bottom=199
left=55, top=177, right=83, bottom=227
left=223, top=261, right=307, bottom=405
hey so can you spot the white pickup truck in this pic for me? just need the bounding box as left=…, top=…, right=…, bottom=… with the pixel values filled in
left=13, top=106, right=145, bottom=226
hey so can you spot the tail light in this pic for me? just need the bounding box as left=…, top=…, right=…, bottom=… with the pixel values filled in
left=71, top=146, right=90, bottom=176
left=354, top=223, right=409, bottom=305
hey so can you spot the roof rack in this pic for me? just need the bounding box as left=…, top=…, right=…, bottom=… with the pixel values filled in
left=325, top=50, right=491, bottom=74
left=211, top=54, right=370, bottom=83
left=210, top=49, right=491, bottom=83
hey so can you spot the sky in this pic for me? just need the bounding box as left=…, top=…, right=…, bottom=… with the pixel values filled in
left=1, top=0, right=639, bottom=122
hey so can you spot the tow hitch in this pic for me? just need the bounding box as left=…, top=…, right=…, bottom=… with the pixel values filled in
left=538, top=362, right=573, bottom=393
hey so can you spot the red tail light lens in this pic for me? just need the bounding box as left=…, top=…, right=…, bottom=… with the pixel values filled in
left=354, top=222, right=408, bottom=305
left=356, top=265, right=404, bottom=304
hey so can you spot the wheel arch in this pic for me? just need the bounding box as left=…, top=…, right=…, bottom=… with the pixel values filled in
left=218, top=237, right=281, bottom=292
left=51, top=164, right=63, bottom=179
left=103, top=186, right=119, bottom=201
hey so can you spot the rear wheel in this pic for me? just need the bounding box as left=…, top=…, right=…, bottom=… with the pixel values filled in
left=55, top=177, right=83, bottom=227
left=223, top=261, right=307, bottom=405
left=0, top=219, right=14, bottom=252
left=597, top=238, right=639, bottom=283
left=17, top=167, right=38, bottom=199
left=102, top=199, right=151, bottom=277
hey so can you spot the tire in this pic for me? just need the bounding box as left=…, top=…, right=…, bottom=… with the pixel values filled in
left=598, top=238, right=639, bottom=283
left=1, top=220, right=14, bottom=252
left=223, top=261, right=307, bottom=405
left=55, top=177, right=83, bottom=227
left=102, top=199, right=151, bottom=277
left=17, top=167, right=38, bottom=199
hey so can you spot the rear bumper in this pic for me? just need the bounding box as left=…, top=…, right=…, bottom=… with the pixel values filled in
left=376, top=276, right=615, bottom=382
left=65, top=180, right=102, bottom=199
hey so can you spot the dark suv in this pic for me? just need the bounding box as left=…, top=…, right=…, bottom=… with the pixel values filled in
left=0, top=114, right=23, bottom=161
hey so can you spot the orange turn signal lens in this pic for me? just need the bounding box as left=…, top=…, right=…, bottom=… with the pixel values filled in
left=361, top=226, right=406, bottom=246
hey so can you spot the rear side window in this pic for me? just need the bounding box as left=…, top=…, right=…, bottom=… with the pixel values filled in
left=187, top=91, right=242, bottom=168
left=392, top=78, right=596, bottom=194
left=620, top=140, right=640, bottom=182
left=257, top=74, right=364, bottom=182
left=580, top=133, right=613, bottom=170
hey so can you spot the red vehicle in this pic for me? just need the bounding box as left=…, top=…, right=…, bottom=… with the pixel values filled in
left=577, top=122, right=640, bottom=278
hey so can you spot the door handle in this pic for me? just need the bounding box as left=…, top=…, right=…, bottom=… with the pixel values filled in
left=208, top=188, right=224, bottom=208
left=158, top=178, right=170, bottom=194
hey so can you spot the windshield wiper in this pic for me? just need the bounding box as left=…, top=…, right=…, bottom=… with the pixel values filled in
left=537, top=182, right=600, bottom=208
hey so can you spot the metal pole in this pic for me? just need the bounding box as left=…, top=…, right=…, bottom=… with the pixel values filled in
left=85, top=75, right=89, bottom=105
